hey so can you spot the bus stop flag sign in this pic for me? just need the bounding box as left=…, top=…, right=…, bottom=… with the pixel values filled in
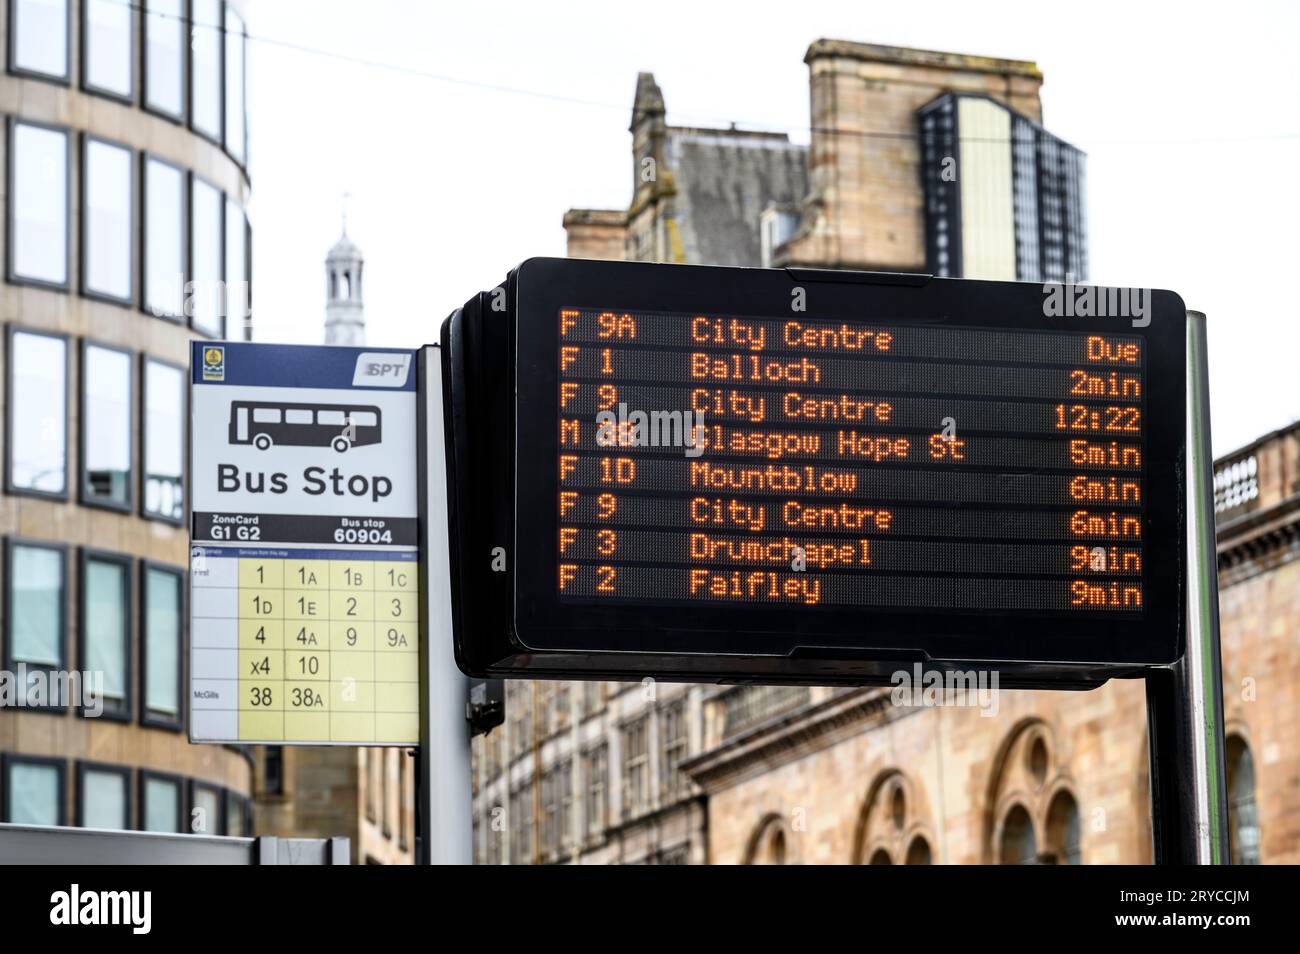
left=188, top=342, right=421, bottom=745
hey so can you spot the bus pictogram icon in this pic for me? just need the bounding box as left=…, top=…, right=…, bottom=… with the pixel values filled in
left=228, top=401, right=382, bottom=453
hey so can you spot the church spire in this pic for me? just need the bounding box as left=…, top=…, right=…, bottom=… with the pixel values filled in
left=325, top=201, right=364, bottom=346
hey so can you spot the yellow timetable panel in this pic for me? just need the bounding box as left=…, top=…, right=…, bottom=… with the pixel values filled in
left=191, top=547, right=420, bottom=744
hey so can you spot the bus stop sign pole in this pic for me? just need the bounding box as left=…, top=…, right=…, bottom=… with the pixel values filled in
left=1145, top=310, right=1230, bottom=864
left=416, top=342, right=473, bottom=865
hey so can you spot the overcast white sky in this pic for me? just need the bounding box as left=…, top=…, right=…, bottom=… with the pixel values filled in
left=246, top=0, right=1300, bottom=454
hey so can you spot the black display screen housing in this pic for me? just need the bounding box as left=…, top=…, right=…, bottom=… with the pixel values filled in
left=437, top=258, right=1187, bottom=688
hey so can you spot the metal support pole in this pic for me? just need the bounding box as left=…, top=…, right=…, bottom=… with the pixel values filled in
left=417, top=343, right=473, bottom=864
left=1145, top=310, right=1229, bottom=864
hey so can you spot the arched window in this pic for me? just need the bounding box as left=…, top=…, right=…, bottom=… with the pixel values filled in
left=905, top=836, right=932, bottom=865
left=745, top=815, right=792, bottom=865
left=1028, top=736, right=1049, bottom=786
left=985, top=721, right=1085, bottom=864
left=999, top=805, right=1036, bottom=865
left=767, top=828, right=787, bottom=865
left=1045, top=791, right=1081, bottom=865
left=1226, top=736, right=1260, bottom=865
left=855, top=770, right=936, bottom=864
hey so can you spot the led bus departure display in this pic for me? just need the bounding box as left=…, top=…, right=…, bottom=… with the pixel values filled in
left=440, top=259, right=1188, bottom=685
left=555, top=311, right=1153, bottom=616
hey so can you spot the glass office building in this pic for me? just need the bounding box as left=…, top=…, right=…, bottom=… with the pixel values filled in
left=0, top=0, right=253, bottom=835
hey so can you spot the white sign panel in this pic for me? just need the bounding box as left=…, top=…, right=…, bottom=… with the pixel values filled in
left=188, top=342, right=420, bottom=745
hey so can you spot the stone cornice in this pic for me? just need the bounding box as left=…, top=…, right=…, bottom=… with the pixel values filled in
left=804, top=39, right=1042, bottom=80
left=682, top=688, right=915, bottom=793
left=562, top=208, right=628, bottom=228
left=1217, top=493, right=1300, bottom=583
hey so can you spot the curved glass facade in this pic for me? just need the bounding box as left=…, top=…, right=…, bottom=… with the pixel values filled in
left=0, top=0, right=253, bottom=834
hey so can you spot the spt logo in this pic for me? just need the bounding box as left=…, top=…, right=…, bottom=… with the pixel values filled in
left=352, top=352, right=411, bottom=387
left=202, top=346, right=225, bottom=380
